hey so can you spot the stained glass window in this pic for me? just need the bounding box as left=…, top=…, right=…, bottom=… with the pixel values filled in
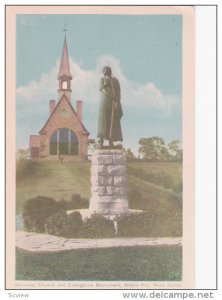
left=49, top=128, right=78, bottom=155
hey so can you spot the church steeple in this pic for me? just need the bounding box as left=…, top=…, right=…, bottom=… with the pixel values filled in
left=58, top=36, right=72, bottom=102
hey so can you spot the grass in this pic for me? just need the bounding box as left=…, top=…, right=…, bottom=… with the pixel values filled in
left=127, top=162, right=182, bottom=193
left=127, top=176, right=182, bottom=237
left=129, top=161, right=182, bottom=183
left=126, top=162, right=182, bottom=237
left=16, top=160, right=91, bottom=213
left=16, top=159, right=182, bottom=237
left=16, top=246, right=182, bottom=281
left=16, top=160, right=182, bottom=281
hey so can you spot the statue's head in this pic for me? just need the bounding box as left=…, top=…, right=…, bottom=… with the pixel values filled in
left=103, top=66, right=112, bottom=76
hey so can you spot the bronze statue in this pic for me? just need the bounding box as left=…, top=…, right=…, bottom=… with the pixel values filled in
left=97, top=66, right=123, bottom=147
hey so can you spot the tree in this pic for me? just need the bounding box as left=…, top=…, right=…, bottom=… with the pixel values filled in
left=123, top=147, right=136, bottom=161
left=168, top=140, right=182, bottom=161
left=138, top=136, right=167, bottom=161
left=168, top=140, right=180, bottom=155
left=175, top=149, right=183, bottom=162
left=126, top=148, right=136, bottom=161
left=159, top=145, right=171, bottom=161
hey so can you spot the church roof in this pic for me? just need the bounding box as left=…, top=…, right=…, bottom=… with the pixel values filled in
left=39, top=95, right=89, bottom=135
left=58, top=36, right=72, bottom=79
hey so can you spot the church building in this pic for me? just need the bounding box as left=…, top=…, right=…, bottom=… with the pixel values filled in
left=29, top=36, right=89, bottom=160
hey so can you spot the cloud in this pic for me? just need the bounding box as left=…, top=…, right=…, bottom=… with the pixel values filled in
left=16, top=54, right=181, bottom=149
left=16, top=54, right=180, bottom=112
left=16, top=64, right=58, bottom=104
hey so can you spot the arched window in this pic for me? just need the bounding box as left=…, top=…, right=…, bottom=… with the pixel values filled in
left=62, top=81, right=68, bottom=90
left=50, top=128, right=78, bottom=155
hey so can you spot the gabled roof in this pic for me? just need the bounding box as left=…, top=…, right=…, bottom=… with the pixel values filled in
left=58, top=36, right=72, bottom=79
left=39, top=95, right=89, bottom=135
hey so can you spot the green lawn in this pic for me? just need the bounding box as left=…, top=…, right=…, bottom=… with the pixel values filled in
left=127, top=176, right=182, bottom=237
left=16, top=246, right=182, bottom=281
left=126, top=162, right=182, bottom=237
left=16, top=160, right=182, bottom=282
left=16, top=159, right=182, bottom=237
left=129, top=161, right=182, bottom=183
left=16, top=160, right=91, bottom=213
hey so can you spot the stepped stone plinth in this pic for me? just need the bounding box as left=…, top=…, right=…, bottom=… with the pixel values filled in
left=89, top=149, right=129, bottom=216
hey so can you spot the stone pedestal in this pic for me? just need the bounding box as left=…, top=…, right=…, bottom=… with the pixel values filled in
left=89, top=149, right=129, bottom=216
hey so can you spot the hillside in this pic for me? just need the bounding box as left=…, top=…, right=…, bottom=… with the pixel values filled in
left=16, top=159, right=182, bottom=236
left=16, top=160, right=91, bottom=213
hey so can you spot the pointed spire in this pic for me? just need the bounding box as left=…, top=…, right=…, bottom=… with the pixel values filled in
left=58, top=36, right=72, bottom=79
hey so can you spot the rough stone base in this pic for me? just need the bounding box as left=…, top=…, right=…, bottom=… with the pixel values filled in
left=89, top=149, right=129, bottom=216
left=89, top=196, right=129, bottom=216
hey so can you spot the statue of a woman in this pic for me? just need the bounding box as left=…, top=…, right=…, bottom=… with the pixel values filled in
left=97, top=66, right=123, bottom=147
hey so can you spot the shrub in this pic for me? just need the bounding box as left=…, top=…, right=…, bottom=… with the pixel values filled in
left=71, top=193, right=81, bottom=203
left=81, top=213, right=115, bottom=238
left=23, top=196, right=63, bottom=233
left=116, top=212, right=153, bottom=237
left=57, top=198, right=71, bottom=211
left=56, top=195, right=89, bottom=211
left=70, top=194, right=89, bottom=209
left=44, top=211, right=83, bottom=238
left=67, top=211, right=83, bottom=238
left=45, top=212, right=70, bottom=236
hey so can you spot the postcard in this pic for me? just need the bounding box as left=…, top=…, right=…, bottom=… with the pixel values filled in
left=5, top=5, right=195, bottom=289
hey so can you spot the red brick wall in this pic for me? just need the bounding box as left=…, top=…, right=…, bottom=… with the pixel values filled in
left=40, top=97, right=89, bottom=159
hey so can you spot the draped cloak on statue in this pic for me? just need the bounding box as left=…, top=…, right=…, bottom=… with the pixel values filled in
left=97, top=74, right=123, bottom=142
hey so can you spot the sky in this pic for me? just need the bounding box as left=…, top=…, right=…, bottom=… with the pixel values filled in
left=16, top=14, right=182, bottom=154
